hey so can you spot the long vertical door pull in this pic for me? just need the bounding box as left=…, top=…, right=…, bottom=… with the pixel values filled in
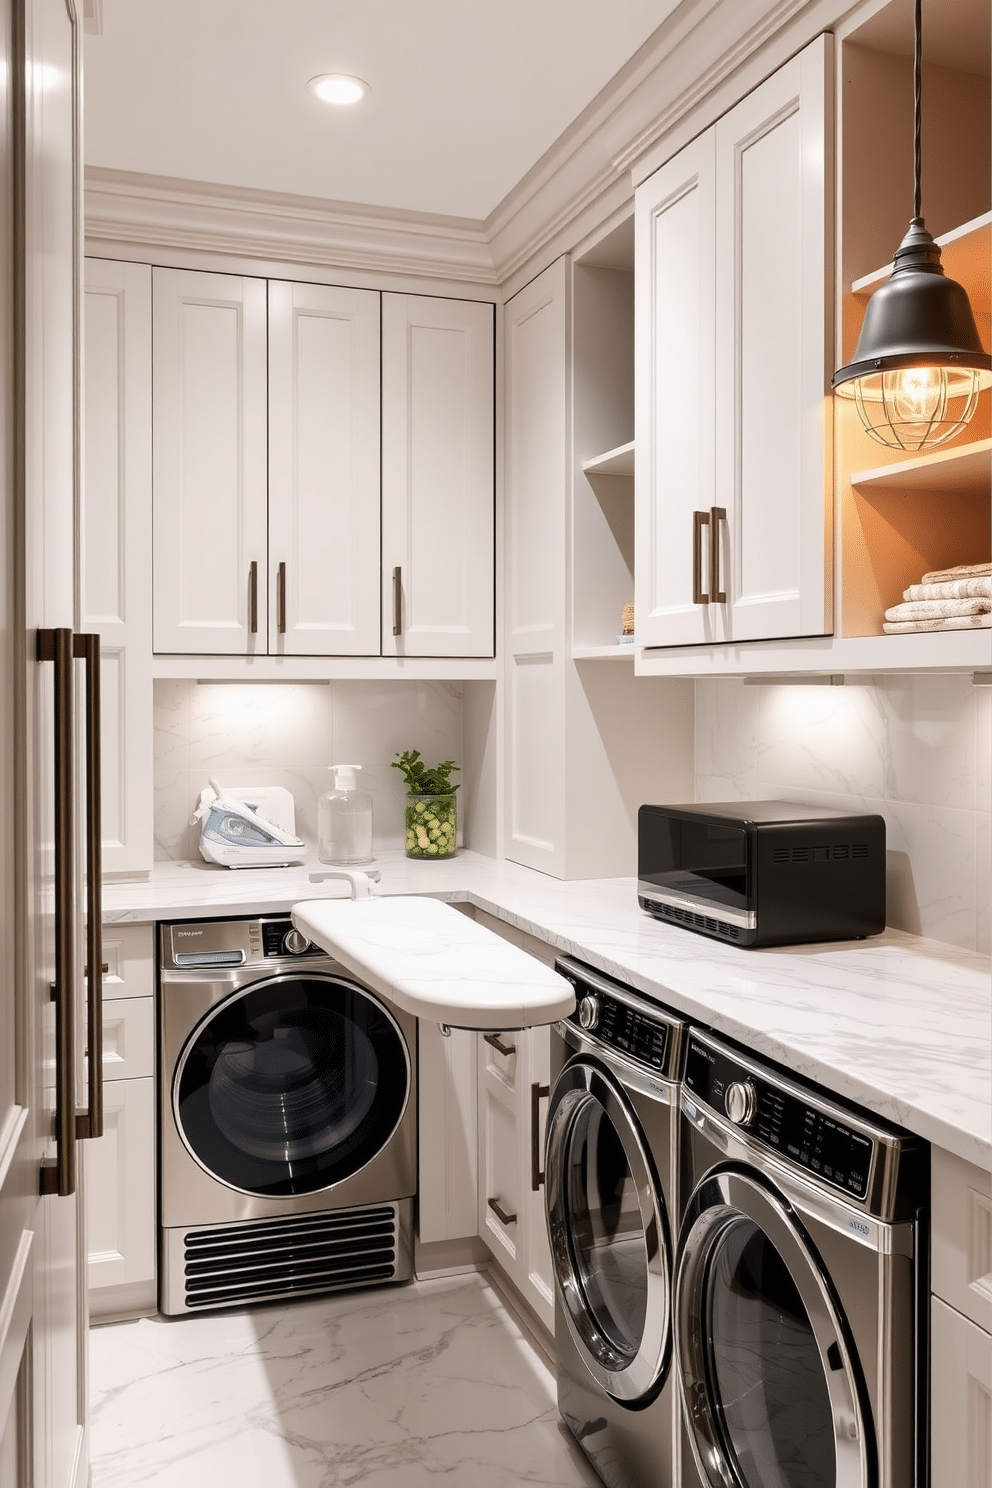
left=530, top=1081, right=550, bottom=1191
left=74, top=632, right=103, bottom=1142
left=692, top=510, right=711, bottom=606
left=37, top=628, right=76, bottom=1197
left=709, top=507, right=727, bottom=604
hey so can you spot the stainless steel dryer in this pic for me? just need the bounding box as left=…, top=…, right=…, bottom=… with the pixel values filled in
left=545, top=956, right=687, bottom=1488
left=675, top=1028, right=928, bottom=1488
left=159, top=914, right=416, bottom=1315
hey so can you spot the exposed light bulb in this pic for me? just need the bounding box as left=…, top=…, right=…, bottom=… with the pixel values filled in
left=306, top=73, right=370, bottom=106
left=841, top=363, right=983, bottom=452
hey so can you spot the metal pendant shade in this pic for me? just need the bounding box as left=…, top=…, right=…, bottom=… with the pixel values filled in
left=832, top=0, right=991, bottom=451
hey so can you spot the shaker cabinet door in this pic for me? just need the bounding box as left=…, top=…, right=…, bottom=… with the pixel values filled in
left=152, top=268, right=269, bottom=655
left=635, top=35, right=832, bottom=650
left=267, top=281, right=381, bottom=656
left=381, top=294, right=495, bottom=658
left=635, top=129, right=718, bottom=648
left=82, top=258, right=153, bottom=871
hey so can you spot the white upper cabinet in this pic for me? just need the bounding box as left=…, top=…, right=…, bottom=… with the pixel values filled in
left=635, top=35, right=833, bottom=649
left=82, top=259, right=153, bottom=872
left=381, top=294, right=495, bottom=658
left=268, top=281, right=381, bottom=656
left=152, top=273, right=494, bottom=661
left=152, top=268, right=269, bottom=654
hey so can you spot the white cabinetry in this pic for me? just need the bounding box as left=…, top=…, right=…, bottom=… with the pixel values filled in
left=152, top=269, right=268, bottom=655
left=84, top=924, right=156, bottom=1320
left=418, top=1023, right=479, bottom=1247
left=475, top=912, right=555, bottom=1334
left=152, top=271, right=495, bottom=661
left=382, top=294, right=495, bottom=658
left=635, top=36, right=832, bottom=649
left=82, top=259, right=153, bottom=873
left=929, top=1147, right=992, bottom=1488
left=268, top=281, right=381, bottom=656
left=503, top=255, right=693, bottom=878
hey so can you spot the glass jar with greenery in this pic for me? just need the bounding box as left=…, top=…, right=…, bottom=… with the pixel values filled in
left=392, top=750, right=460, bottom=860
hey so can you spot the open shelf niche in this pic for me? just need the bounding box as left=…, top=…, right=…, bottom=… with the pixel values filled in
left=571, top=221, right=637, bottom=657
left=836, top=15, right=990, bottom=642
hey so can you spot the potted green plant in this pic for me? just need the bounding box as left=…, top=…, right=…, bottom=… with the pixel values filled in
left=391, top=749, right=460, bottom=859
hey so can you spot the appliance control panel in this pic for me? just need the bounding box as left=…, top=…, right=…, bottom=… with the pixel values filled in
left=161, top=916, right=331, bottom=970
left=684, top=1032, right=876, bottom=1202
left=556, top=958, right=681, bottom=1078
left=261, top=918, right=326, bottom=959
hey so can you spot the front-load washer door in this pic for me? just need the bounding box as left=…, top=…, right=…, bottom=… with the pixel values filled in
left=675, top=1167, right=873, bottom=1488
left=545, top=1056, right=673, bottom=1406
left=173, top=972, right=411, bottom=1198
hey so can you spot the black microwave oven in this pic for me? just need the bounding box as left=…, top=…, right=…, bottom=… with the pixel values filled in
left=637, top=801, right=886, bottom=948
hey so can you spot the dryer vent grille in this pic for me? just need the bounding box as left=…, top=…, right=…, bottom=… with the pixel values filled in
left=181, top=1204, right=401, bottom=1311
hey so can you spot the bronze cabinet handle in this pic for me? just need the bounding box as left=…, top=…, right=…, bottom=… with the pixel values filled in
left=248, top=560, right=258, bottom=634
left=709, top=506, right=727, bottom=604
left=483, top=1031, right=516, bottom=1058
left=277, top=561, right=287, bottom=634
left=530, top=1081, right=550, bottom=1191
left=73, top=632, right=103, bottom=1143
left=392, top=566, right=402, bottom=637
left=37, top=628, right=76, bottom=1197
left=487, top=1196, right=517, bottom=1226
left=692, top=510, right=711, bottom=605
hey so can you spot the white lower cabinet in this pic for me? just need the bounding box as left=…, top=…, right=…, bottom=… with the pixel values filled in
left=417, top=1022, right=479, bottom=1245
left=475, top=912, right=556, bottom=1333
left=930, top=1146, right=992, bottom=1486
left=930, top=1297, right=991, bottom=1488
left=85, top=925, right=157, bottom=1320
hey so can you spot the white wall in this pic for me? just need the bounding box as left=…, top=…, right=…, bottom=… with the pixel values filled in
left=695, top=675, right=991, bottom=953
left=153, top=679, right=464, bottom=861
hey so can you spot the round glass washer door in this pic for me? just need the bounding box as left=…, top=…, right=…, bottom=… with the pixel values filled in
left=173, top=972, right=411, bottom=1198
left=675, top=1167, right=872, bottom=1488
left=545, top=1056, right=673, bottom=1405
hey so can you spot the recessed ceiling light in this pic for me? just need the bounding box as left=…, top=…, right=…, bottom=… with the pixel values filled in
left=306, top=74, right=370, bottom=107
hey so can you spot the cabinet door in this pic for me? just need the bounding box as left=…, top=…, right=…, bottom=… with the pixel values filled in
left=503, top=261, right=569, bottom=875
left=930, top=1298, right=991, bottom=1488
left=152, top=269, right=268, bottom=654
left=82, top=259, right=153, bottom=872
left=418, top=1023, right=478, bottom=1243
left=381, top=294, right=494, bottom=658
left=714, top=35, right=832, bottom=642
left=521, top=1025, right=555, bottom=1333
left=268, top=281, right=381, bottom=656
left=635, top=129, right=719, bottom=647
left=84, top=1077, right=155, bottom=1309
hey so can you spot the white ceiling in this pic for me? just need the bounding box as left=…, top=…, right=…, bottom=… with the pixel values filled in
left=82, top=0, right=682, bottom=221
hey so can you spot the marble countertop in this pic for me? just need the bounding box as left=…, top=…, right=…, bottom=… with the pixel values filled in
left=103, top=850, right=991, bottom=1169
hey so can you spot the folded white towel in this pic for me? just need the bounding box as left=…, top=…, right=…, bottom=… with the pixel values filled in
left=885, top=597, right=992, bottom=622
left=903, top=577, right=992, bottom=602
left=921, top=562, right=992, bottom=583
left=883, top=613, right=992, bottom=633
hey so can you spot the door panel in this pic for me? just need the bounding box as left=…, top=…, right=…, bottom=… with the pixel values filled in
left=152, top=269, right=268, bottom=655
left=381, top=294, right=494, bottom=658
left=268, top=281, right=381, bottom=656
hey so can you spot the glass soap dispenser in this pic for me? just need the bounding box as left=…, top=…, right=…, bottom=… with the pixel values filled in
left=318, top=765, right=373, bottom=865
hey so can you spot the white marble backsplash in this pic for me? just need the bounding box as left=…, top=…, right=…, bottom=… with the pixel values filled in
left=695, top=674, right=991, bottom=953
left=154, top=680, right=464, bottom=863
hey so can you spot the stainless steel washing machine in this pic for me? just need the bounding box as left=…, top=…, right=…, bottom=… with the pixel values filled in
left=675, top=1028, right=928, bottom=1488
left=159, top=914, right=416, bottom=1315
left=545, top=956, right=687, bottom=1488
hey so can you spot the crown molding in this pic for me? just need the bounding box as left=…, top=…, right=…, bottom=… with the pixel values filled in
left=486, top=0, right=827, bottom=285
left=84, top=167, right=497, bottom=285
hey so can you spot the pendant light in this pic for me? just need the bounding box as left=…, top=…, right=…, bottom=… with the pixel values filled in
left=832, top=0, right=991, bottom=451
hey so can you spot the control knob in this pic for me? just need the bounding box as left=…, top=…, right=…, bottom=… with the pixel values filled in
left=725, top=1080, right=758, bottom=1127
left=578, top=994, right=601, bottom=1032
left=283, top=928, right=311, bottom=956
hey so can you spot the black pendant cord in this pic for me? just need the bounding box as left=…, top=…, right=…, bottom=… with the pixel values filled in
left=913, top=0, right=922, bottom=220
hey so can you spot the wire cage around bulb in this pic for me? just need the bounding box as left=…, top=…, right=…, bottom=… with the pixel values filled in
left=836, top=362, right=987, bottom=452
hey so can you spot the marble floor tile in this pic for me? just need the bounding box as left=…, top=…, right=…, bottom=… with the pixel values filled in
left=89, top=1273, right=602, bottom=1488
